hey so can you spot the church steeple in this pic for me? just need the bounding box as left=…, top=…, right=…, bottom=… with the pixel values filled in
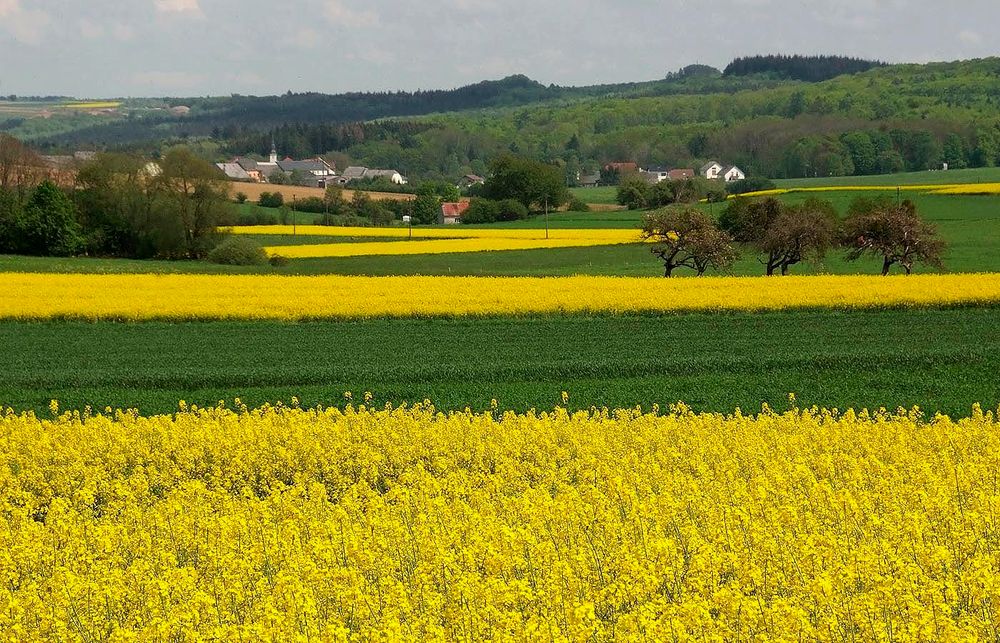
left=269, top=136, right=278, bottom=164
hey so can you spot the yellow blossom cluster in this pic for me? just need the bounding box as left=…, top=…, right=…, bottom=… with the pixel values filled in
left=1, top=402, right=999, bottom=641
left=929, top=183, right=1000, bottom=195
left=3, top=272, right=1000, bottom=321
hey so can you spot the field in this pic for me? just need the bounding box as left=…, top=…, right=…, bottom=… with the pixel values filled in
left=232, top=182, right=417, bottom=203
left=5, top=170, right=1000, bottom=639
left=3, top=309, right=998, bottom=416
left=3, top=403, right=999, bottom=639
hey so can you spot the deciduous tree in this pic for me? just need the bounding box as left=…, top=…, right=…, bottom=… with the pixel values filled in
left=843, top=200, right=946, bottom=275
left=642, top=206, right=738, bottom=277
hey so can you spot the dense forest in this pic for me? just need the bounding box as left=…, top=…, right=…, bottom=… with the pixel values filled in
left=724, top=55, right=886, bottom=82
left=10, top=57, right=1000, bottom=182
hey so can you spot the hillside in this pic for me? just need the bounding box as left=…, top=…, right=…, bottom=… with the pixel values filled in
left=12, top=57, right=1000, bottom=182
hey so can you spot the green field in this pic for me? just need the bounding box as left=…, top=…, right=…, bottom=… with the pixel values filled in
left=3, top=309, right=998, bottom=416
left=774, top=167, right=1000, bottom=189
left=6, top=188, right=1000, bottom=277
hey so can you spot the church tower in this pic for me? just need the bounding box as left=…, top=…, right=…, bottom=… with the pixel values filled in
left=269, top=137, right=278, bottom=164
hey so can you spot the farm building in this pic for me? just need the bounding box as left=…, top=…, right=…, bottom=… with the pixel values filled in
left=440, top=201, right=470, bottom=225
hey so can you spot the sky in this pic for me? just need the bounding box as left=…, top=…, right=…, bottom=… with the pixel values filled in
left=1, top=0, right=998, bottom=98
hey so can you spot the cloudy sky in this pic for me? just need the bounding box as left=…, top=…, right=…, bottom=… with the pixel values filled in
left=1, top=0, right=997, bottom=97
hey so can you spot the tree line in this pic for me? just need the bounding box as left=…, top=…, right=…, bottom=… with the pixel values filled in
left=724, top=55, right=886, bottom=82
left=0, top=136, right=234, bottom=259
left=643, top=196, right=945, bottom=277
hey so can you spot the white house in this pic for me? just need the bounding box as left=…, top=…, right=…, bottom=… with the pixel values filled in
left=700, top=161, right=723, bottom=180
left=721, top=165, right=746, bottom=182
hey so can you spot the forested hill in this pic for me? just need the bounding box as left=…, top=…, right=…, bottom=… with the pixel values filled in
left=16, top=56, right=1000, bottom=183
left=27, top=67, right=794, bottom=150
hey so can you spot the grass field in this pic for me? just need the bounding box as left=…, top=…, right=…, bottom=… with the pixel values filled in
left=774, top=167, right=1000, bottom=188
left=3, top=309, right=998, bottom=416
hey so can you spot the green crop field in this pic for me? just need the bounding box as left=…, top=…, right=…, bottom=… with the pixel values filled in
left=774, top=167, right=1000, bottom=189
left=3, top=309, right=998, bottom=417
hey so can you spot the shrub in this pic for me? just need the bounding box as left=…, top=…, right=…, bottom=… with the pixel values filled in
left=567, top=197, right=591, bottom=212
left=234, top=192, right=248, bottom=204
left=461, top=198, right=501, bottom=224
left=258, top=191, right=284, bottom=208
left=727, top=178, right=777, bottom=195
left=206, top=237, right=268, bottom=266
left=496, top=199, right=529, bottom=221
left=236, top=209, right=278, bottom=226
left=293, top=196, right=326, bottom=214
left=269, top=254, right=290, bottom=267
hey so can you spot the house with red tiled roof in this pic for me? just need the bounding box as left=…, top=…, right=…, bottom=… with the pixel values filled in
left=439, top=201, right=470, bottom=225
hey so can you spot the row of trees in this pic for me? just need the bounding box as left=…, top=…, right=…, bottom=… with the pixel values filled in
left=643, top=196, right=945, bottom=277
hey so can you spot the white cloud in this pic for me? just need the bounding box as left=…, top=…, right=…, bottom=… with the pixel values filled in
left=324, top=0, right=378, bottom=28
left=0, top=0, right=50, bottom=45
left=154, top=0, right=201, bottom=14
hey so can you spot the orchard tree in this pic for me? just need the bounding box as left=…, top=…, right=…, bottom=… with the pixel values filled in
left=642, top=205, right=738, bottom=277
left=843, top=200, right=946, bottom=275
left=721, top=196, right=838, bottom=275
left=758, top=198, right=839, bottom=275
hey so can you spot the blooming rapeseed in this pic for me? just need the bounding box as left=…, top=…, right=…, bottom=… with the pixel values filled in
left=0, top=402, right=997, bottom=640
left=2, top=272, right=1000, bottom=321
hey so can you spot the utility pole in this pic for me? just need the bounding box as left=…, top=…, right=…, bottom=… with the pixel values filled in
left=545, top=196, right=549, bottom=240
left=292, top=195, right=297, bottom=236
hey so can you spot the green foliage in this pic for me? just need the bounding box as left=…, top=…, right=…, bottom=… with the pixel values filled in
left=258, top=191, right=284, bottom=208
left=482, top=155, right=569, bottom=210
left=206, top=236, right=269, bottom=266
left=3, top=310, right=999, bottom=417
left=461, top=198, right=528, bottom=224
left=235, top=192, right=248, bottom=204
left=727, top=178, right=777, bottom=195
left=566, top=197, right=590, bottom=212
left=616, top=176, right=649, bottom=210
left=11, top=181, right=84, bottom=256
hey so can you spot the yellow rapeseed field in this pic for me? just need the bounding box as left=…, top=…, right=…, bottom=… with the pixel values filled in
left=265, top=236, right=642, bottom=258
left=3, top=273, right=1000, bottom=320
left=230, top=225, right=641, bottom=241
left=1, top=402, right=999, bottom=640
left=735, top=184, right=995, bottom=199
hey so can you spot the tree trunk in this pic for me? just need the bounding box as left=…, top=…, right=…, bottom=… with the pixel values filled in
left=664, top=264, right=674, bottom=278
left=881, top=257, right=892, bottom=276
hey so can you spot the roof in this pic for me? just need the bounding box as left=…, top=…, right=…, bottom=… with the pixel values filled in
left=234, top=157, right=258, bottom=172
left=363, top=169, right=401, bottom=179
left=604, top=162, right=638, bottom=171
left=721, top=165, right=744, bottom=174
left=441, top=201, right=471, bottom=218
left=646, top=165, right=670, bottom=173
left=341, top=166, right=368, bottom=180
left=277, top=159, right=331, bottom=173
left=667, top=169, right=695, bottom=179
left=699, top=161, right=723, bottom=173
left=462, top=174, right=485, bottom=182
left=216, top=162, right=252, bottom=181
